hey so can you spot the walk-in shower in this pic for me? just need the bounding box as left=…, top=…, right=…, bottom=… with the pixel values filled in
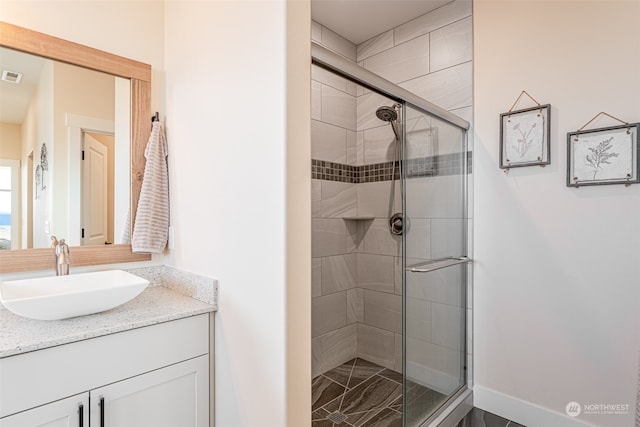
left=311, top=42, right=471, bottom=427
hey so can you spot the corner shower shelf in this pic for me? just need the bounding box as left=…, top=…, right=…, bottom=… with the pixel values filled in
left=341, top=216, right=374, bottom=221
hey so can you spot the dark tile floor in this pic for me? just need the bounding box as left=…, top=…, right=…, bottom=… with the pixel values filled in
left=456, top=408, right=526, bottom=427
left=312, top=358, right=446, bottom=427
left=313, top=358, right=526, bottom=427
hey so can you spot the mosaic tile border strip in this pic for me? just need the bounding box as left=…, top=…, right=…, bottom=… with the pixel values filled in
left=311, top=152, right=472, bottom=183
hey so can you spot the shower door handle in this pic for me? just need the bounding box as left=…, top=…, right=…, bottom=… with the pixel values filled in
left=408, top=256, right=471, bottom=273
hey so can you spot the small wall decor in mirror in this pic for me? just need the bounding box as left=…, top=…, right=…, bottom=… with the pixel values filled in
left=567, top=113, right=639, bottom=188
left=0, top=21, right=152, bottom=272
left=499, top=90, right=551, bottom=172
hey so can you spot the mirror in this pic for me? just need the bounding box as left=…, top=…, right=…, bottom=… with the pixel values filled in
left=0, top=21, right=152, bottom=272
left=0, top=46, right=130, bottom=249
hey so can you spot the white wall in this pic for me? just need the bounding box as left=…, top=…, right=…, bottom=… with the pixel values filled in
left=474, top=1, right=640, bottom=427
left=163, top=1, right=310, bottom=426
left=0, top=0, right=165, bottom=113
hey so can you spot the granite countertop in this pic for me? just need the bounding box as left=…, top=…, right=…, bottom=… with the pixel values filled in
left=0, top=267, right=218, bottom=358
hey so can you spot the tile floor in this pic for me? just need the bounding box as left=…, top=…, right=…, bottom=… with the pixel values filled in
left=456, top=408, right=526, bottom=427
left=312, top=358, right=527, bottom=427
left=312, top=358, right=446, bottom=427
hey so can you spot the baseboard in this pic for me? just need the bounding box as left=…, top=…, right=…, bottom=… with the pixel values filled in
left=473, top=385, right=596, bottom=427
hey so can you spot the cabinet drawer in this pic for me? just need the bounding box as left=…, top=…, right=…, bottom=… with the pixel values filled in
left=0, top=314, right=208, bottom=418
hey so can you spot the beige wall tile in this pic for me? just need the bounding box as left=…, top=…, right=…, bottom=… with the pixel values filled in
left=357, top=323, right=396, bottom=370
left=311, top=119, right=347, bottom=163
left=357, top=181, right=394, bottom=218
left=321, top=26, right=357, bottom=61
left=364, top=289, right=402, bottom=333
left=312, top=336, right=323, bottom=378
left=394, top=333, right=403, bottom=373
left=321, top=181, right=357, bottom=218
left=346, top=130, right=357, bottom=165
left=357, top=253, right=395, bottom=293
left=406, top=297, right=431, bottom=342
left=362, top=218, right=401, bottom=257
left=312, top=257, right=322, bottom=298
left=405, top=176, right=464, bottom=220
left=431, top=218, right=464, bottom=258
left=363, top=34, right=430, bottom=83
left=312, top=291, right=347, bottom=337
left=394, top=0, right=472, bottom=45
left=312, top=179, right=322, bottom=218
left=431, top=302, right=463, bottom=351
left=357, top=29, right=394, bottom=61
left=312, top=218, right=347, bottom=257
left=405, top=218, right=431, bottom=260
left=405, top=263, right=463, bottom=306
left=429, top=16, right=472, bottom=72
left=322, top=254, right=357, bottom=294
left=321, top=85, right=357, bottom=131
left=406, top=337, right=463, bottom=394
left=312, top=81, right=322, bottom=120
left=363, top=125, right=397, bottom=164
left=320, top=324, right=357, bottom=373
left=312, top=64, right=348, bottom=92
left=399, top=61, right=472, bottom=111
left=347, top=288, right=364, bottom=324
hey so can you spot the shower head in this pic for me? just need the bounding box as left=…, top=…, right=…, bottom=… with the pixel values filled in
left=376, top=105, right=400, bottom=140
left=376, top=105, right=398, bottom=122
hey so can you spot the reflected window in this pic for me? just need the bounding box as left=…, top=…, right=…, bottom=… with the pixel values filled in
left=0, top=160, right=19, bottom=250
left=0, top=164, right=12, bottom=249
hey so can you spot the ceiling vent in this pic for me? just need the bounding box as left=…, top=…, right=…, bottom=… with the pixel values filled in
left=1, top=70, right=23, bottom=84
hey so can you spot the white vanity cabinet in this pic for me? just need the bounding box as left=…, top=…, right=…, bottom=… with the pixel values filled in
left=0, top=314, right=213, bottom=427
left=0, top=393, right=89, bottom=427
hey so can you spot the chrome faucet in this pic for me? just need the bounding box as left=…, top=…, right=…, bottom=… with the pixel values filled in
left=51, top=236, right=70, bottom=276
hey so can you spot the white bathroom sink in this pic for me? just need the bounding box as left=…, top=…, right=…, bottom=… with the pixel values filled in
left=0, top=270, right=149, bottom=321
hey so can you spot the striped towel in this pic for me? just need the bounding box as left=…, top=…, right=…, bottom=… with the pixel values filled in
left=131, top=121, right=169, bottom=253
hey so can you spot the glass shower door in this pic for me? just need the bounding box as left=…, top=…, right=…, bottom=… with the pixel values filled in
left=402, top=105, right=469, bottom=426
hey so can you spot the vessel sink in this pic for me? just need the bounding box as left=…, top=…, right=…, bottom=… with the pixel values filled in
left=0, top=270, right=149, bottom=320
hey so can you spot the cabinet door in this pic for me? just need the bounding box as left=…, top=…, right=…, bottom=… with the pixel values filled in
left=90, top=355, right=208, bottom=427
left=0, top=393, right=88, bottom=427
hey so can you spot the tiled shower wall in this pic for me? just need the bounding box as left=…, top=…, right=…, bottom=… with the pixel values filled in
left=311, top=0, right=473, bottom=380
left=310, top=24, right=359, bottom=378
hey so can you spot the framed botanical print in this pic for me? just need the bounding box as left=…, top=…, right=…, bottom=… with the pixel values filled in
left=567, top=123, right=639, bottom=187
left=500, top=104, right=551, bottom=169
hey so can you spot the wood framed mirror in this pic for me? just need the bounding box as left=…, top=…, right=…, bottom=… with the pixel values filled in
left=0, top=21, right=152, bottom=273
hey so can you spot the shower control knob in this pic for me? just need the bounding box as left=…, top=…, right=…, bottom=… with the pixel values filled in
left=389, top=213, right=404, bottom=236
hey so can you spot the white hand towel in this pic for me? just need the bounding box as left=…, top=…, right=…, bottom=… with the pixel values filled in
left=132, top=121, right=169, bottom=253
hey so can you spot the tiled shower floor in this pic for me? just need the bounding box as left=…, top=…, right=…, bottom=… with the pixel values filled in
left=312, top=358, right=446, bottom=427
